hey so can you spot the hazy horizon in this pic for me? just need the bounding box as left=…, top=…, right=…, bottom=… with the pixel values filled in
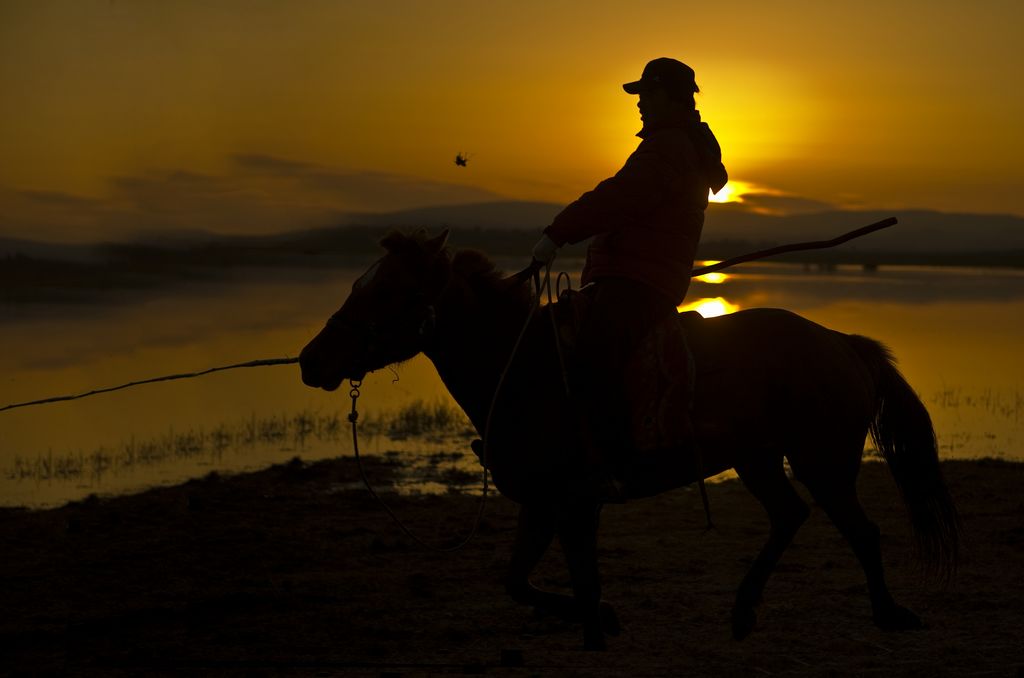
left=4, top=197, right=1023, bottom=261
left=3, top=151, right=1024, bottom=247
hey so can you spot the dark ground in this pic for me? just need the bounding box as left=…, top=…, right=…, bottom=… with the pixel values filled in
left=2, top=457, right=1022, bottom=677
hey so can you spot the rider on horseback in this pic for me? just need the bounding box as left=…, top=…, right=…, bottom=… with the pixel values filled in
left=531, top=57, right=729, bottom=500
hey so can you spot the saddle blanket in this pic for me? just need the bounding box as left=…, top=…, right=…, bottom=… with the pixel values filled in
left=553, top=288, right=697, bottom=452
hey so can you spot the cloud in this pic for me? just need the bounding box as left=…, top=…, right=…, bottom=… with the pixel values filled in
left=19, top=189, right=107, bottom=209
left=0, top=186, right=135, bottom=243
left=735, top=192, right=837, bottom=215
left=710, top=180, right=839, bottom=217
left=232, top=154, right=313, bottom=174
left=232, top=153, right=504, bottom=212
left=1, top=154, right=508, bottom=242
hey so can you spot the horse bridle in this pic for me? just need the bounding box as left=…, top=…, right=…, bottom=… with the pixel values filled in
left=324, top=256, right=452, bottom=368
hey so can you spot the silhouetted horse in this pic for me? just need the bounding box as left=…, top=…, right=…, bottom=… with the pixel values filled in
left=299, top=229, right=960, bottom=650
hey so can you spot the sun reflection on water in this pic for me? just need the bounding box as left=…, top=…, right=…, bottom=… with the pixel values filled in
left=694, top=260, right=730, bottom=284
left=678, top=296, right=740, bottom=318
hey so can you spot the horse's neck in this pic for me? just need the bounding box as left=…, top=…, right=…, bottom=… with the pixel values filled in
left=424, top=276, right=530, bottom=431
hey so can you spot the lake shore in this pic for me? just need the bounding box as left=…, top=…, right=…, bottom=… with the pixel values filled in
left=2, top=456, right=1022, bottom=676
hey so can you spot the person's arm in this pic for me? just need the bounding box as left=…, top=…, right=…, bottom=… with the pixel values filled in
left=543, top=144, right=676, bottom=246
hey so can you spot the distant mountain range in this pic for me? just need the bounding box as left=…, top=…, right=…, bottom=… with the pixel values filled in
left=704, top=204, right=1024, bottom=254
left=3, top=200, right=1023, bottom=267
left=341, top=200, right=1024, bottom=255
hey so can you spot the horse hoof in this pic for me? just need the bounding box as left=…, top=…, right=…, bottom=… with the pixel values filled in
left=583, top=633, right=608, bottom=651
left=600, top=602, right=621, bottom=636
left=873, top=604, right=923, bottom=631
left=731, top=605, right=757, bottom=640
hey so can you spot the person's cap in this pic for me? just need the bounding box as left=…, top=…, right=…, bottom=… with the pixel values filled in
left=623, top=58, right=698, bottom=95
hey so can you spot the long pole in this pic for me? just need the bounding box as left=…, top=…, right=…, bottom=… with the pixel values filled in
left=690, top=216, right=897, bottom=277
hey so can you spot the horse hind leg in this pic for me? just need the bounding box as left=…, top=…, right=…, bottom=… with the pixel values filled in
left=505, top=504, right=558, bottom=604
left=731, top=457, right=811, bottom=640
left=803, top=475, right=923, bottom=631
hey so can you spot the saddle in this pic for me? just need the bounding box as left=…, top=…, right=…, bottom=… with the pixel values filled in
left=552, top=288, right=701, bottom=453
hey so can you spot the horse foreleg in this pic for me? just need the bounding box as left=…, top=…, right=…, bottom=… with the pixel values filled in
left=732, top=460, right=811, bottom=640
left=556, top=501, right=608, bottom=650
left=506, top=503, right=620, bottom=638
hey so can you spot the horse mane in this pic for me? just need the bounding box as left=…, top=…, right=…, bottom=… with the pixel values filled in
left=380, top=229, right=529, bottom=307
left=452, top=249, right=532, bottom=308
left=451, top=248, right=501, bottom=285
left=379, top=228, right=437, bottom=255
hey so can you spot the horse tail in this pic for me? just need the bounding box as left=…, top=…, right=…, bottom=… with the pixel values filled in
left=849, top=335, right=962, bottom=580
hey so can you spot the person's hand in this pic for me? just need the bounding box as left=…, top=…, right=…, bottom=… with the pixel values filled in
left=531, top=234, right=559, bottom=266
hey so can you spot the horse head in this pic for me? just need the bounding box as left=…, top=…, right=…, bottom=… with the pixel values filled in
left=299, top=229, right=451, bottom=391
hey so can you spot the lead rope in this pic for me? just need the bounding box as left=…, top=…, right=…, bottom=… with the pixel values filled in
left=348, top=378, right=488, bottom=552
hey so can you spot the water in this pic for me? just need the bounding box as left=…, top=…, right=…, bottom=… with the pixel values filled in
left=2, top=260, right=1022, bottom=508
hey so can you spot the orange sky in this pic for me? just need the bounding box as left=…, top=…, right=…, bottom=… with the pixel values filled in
left=2, top=0, right=1023, bottom=241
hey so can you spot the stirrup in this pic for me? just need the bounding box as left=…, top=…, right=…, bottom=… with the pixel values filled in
left=581, top=467, right=627, bottom=504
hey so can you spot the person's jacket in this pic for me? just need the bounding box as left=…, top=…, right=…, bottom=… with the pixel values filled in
left=544, top=110, right=727, bottom=304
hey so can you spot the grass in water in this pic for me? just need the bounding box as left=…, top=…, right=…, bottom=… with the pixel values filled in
left=6, top=399, right=475, bottom=484
left=361, top=399, right=475, bottom=439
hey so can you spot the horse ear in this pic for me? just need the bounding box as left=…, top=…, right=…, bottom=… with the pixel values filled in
left=424, top=229, right=449, bottom=255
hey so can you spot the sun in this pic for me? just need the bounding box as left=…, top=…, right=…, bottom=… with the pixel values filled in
left=708, top=183, right=738, bottom=204
left=707, top=179, right=761, bottom=204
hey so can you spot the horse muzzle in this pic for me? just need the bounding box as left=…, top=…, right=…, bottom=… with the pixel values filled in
left=299, top=348, right=367, bottom=391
